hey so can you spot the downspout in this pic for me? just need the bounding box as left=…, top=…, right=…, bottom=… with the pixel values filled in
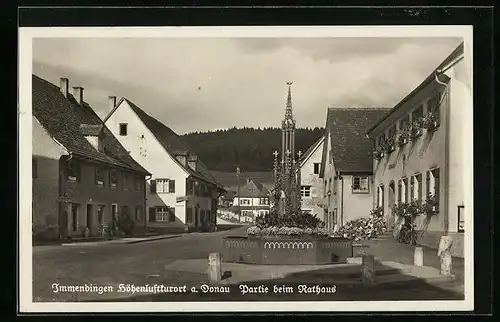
left=435, top=71, right=450, bottom=236
left=144, top=174, right=152, bottom=232
left=336, top=170, right=344, bottom=227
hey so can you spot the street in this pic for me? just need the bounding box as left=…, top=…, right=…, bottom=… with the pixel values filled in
left=33, top=226, right=463, bottom=303
left=33, top=226, right=248, bottom=302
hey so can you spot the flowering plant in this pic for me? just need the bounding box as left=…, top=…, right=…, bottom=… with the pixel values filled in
left=397, top=130, right=410, bottom=146
left=384, top=136, right=396, bottom=153
left=333, top=216, right=387, bottom=241
left=422, top=113, right=438, bottom=131
left=247, top=226, right=329, bottom=236
left=373, top=149, right=384, bottom=160
left=410, top=119, right=424, bottom=139
left=369, top=206, right=384, bottom=218
left=421, top=194, right=438, bottom=216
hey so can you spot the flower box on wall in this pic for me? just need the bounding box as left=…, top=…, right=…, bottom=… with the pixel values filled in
left=397, top=133, right=409, bottom=147
left=423, top=113, right=439, bottom=132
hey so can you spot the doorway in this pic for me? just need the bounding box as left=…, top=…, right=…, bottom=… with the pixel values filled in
left=58, top=204, right=69, bottom=239
left=111, top=204, right=118, bottom=231
left=71, top=203, right=78, bottom=234
left=86, top=204, right=93, bottom=235
left=388, top=181, right=396, bottom=231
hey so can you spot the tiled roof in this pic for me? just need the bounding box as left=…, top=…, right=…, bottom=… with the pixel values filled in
left=123, top=99, right=225, bottom=190
left=32, top=75, right=150, bottom=175
left=238, top=179, right=270, bottom=198
left=79, top=124, right=104, bottom=136
left=299, top=135, right=324, bottom=167
left=321, top=108, right=391, bottom=174
left=367, top=41, right=464, bottom=135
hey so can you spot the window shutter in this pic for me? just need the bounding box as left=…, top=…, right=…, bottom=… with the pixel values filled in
left=169, top=208, right=175, bottom=222
left=425, top=171, right=430, bottom=198
left=150, top=180, right=156, bottom=193
left=149, top=207, right=156, bottom=222
left=169, top=180, right=176, bottom=193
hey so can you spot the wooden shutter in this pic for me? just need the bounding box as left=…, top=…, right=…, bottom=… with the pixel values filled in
left=150, top=180, right=156, bottom=193
left=425, top=171, right=430, bottom=198
left=168, top=207, right=175, bottom=222
left=434, top=168, right=440, bottom=210
left=148, top=207, right=156, bottom=222
left=169, top=180, right=175, bottom=193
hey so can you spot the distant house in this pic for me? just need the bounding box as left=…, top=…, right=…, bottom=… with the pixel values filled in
left=232, top=178, right=271, bottom=222
left=298, top=135, right=325, bottom=219
left=219, top=190, right=236, bottom=208
left=32, top=76, right=150, bottom=241
left=319, top=107, right=391, bottom=233
left=366, top=42, right=470, bottom=258
left=103, top=98, right=226, bottom=233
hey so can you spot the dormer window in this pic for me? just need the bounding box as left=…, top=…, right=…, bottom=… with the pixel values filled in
left=119, top=123, right=128, bottom=136
left=80, top=124, right=104, bottom=152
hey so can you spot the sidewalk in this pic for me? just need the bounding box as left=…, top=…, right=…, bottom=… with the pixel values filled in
left=359, top=233, right=464, bottom=280
left=60, top=234, right=181, bottom=247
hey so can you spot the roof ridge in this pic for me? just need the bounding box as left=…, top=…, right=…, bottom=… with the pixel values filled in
left=328, top=107, right=392, bottom=111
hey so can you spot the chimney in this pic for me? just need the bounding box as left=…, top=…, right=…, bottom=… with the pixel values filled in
left=60, top=78, right=69, bottom=97
left=108, top=96, right=116, bottom=111
left=73, top=87, right=84, bottom=105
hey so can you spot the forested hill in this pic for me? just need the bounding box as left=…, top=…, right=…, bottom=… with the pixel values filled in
left=181, top=127, right=325, bottom=172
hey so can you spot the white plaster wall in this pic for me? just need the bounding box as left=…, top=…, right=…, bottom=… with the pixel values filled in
left=341, top=175, right=374, bottom=223
left=300, top=139, right=324, bottom=218
left=105, top=100, right=189, bottom=224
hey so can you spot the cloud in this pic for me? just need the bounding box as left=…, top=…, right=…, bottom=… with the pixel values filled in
left=32, top=37, right=462, bottom=134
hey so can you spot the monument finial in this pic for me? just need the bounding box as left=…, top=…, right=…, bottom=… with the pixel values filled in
left=285, top=81, right=293, bottom=120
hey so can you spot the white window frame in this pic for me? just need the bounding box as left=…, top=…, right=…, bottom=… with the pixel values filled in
left=156, top=179, right=173, bottom=193
left=401, top=178, right=408, bottom=203
left=240, top=199, right=251, bottom=205
left=155, top=207, right=170, bottom=222
left=377, top=185, right=384, bottom=208
left=301, top=186, right=311, bottom=197
left=352, top=176, right=369, bottom=194
left=411, top=174, right=422, bottom=201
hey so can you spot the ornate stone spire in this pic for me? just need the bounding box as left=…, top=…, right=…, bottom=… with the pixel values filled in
left=285, top=81, right=294, bottom=121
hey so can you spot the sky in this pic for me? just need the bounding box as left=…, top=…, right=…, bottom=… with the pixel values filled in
left=32, top=37, right=462, bottom=134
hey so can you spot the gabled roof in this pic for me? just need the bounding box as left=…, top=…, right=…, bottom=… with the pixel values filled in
left=238, top=179, right=270, bottom=198
left=299, top=135, right=324, bottom=168
left=32, top=75, right=150, bottom=175
left=366, top=41, right=464, bottom=136
left=110, top=98, right=224, bottom=190
left=319, top=107, right=391, bottom=176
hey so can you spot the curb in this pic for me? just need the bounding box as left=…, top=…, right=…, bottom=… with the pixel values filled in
left=125, top=234, right=181, bottom=244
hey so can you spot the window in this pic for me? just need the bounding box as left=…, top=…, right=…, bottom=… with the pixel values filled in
left=153, top=179, right=176, bottom=193
left=240, top=199, right=251, bottom=205
left=426, top=168, right=440, bottom=211
left=458, top=205, right=465, bottom=232
left=352, top=176, right=369, bottom=193
left=402, top=178, right=408, bottom=203
left=301, top=186, right=312, bottom=197
left=135, top=176, right=142, bottom=191
left=109, top=169, right=117, bottom=188
left=186, top=207, right=193, bottom=223
left=154, top=207, right=170, bottom=222
left=397, top=180, right=402, bottom=204
left=259, top=198, right=269, bottom=205
left=377, top=133, right=386, bottom=148
left=32, top=158, right=38, bottom=179
left=313, top=163, right=320, bottom=174
left=399, top=115, right=410, bottom=131
left=411, top=173, right=423, bottom=201
left=412, top=105, right=424, bottom=123
left=97, top=205, right=104, bottom=225
left=387, top=125, right=397, bottom=147
left=377, top=185, right=384, bottom=208
left=67, top=160, right=78, bottom=181
left=123, top=173, right=129, bottom=190
left=95, top=167, right=105, bottom=185
left=119, top=123, right=128, bottom=136
left=135, top=206, right=143, bottom=221
left=427, top=92, right=442, bottom=126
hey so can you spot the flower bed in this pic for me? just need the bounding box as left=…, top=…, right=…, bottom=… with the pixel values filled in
left=333, top=216, right=387, bottom=241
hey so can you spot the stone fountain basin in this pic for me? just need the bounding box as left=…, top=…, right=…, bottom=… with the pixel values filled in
left=221, top=235, right=353, bottom=265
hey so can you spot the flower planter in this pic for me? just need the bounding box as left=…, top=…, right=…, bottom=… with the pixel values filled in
left=222, top=235, right=353, bottom=265
left=411, top=128, right=423, bottom=139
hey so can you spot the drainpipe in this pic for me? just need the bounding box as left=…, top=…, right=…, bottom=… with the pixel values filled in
left=336, top=170, right=344, bottom=227
left=144, top=174, right=152, bottom=233
left=435, top=71, right=450, bottom=236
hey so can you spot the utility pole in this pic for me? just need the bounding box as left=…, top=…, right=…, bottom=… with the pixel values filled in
left=236, top=166, right=241, bottom=222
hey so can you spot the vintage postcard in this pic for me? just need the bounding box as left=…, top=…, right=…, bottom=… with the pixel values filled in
left=19, top=25, right=473, bottom=312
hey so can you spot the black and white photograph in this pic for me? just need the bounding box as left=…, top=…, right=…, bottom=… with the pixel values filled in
left=19, top=25, right=473, bottom=312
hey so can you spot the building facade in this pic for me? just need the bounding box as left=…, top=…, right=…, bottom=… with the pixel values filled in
left=319, top=107, right=391, bottom=234
left=103, top=97, right=225, bottom=233
left=32, top=76, right=150, bottom=240
left=298, top=136, right=325, bottom=219
left=232, top=178, right=271, bottom=222
left=366, top=42, right=471, bottom=258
